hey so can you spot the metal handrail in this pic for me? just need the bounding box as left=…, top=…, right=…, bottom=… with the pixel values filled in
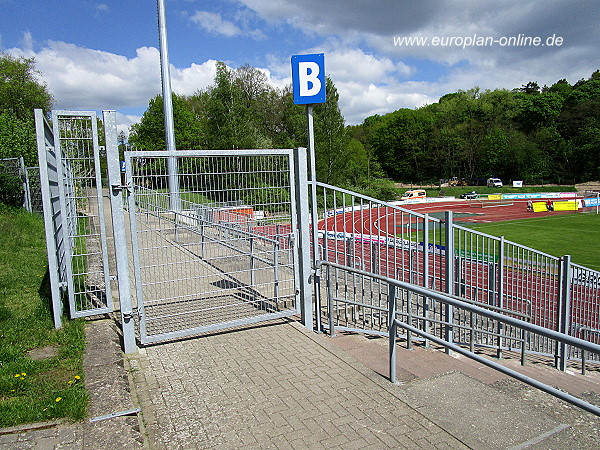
left=318, top=260, right=600, bottom=416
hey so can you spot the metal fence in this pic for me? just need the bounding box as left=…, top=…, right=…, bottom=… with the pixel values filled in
left=24, top=166, right=43, bottom=213
left=35, top=110, right=67, bottom=328
left=51, top=111, right=114, bottom=318
left=311, top=182, right=600, bottom=369
left=0, top=157, right=43, bottom=214
left=124, top=150, right=301, bottom=344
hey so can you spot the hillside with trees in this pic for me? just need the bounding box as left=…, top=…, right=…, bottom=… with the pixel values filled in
left=351, top=71, right=600, bottom=185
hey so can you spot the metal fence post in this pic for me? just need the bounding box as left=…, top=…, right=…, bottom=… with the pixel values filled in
left=422, top=214, right=430, bottom=347
left=103, top=111, right=137, bottom=354
left=293, top=147, right=314, bottom=329
left=559, top=255, right=572, bottom=371
left=327, top=264, right=335, bottom=337
left=308, top=131, right=322, bottom=333
left=444, top=211, right=454, bottom=354
left=497, top=236, right=505, bottom=359
left=388, top=282, right=397, bottom=382
left=19, top=156, right=32, bottom=212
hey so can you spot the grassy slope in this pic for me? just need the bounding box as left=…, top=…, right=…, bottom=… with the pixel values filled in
left=0, top=206, right=86, bottom=427
left=468, top=213, right=600, bottom=270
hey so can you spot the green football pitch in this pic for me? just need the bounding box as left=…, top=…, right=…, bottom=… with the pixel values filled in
left=468, top=213, right=600, bottom=270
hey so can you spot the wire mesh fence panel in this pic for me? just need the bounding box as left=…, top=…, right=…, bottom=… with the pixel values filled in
left=125, top=150, right=298, bottom=344
left=25, top=167, right=43, bottom=214
left=313, top=183, right=598, bottom=367
left=52, top=111, right=113, bottom=317
left=570, top=264, right=600, bottom=363
left=313, top=183, right=445, bottom=335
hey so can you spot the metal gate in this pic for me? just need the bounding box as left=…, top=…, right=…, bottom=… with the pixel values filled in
left=36, top=110, right=114, bottom=320
left=124, top=150, right=301, bottom=344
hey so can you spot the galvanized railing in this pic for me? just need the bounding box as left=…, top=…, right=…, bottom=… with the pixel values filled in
left=311, top=182, right=600, bottom=367
left=319, top=260, right=600, bottom=416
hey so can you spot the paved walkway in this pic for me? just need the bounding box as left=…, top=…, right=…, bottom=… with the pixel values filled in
left=127, top=319, right=465, bottom=448
left=2, top=316, right=600, bottom=449
left=126, top=318, right=600, bottom=449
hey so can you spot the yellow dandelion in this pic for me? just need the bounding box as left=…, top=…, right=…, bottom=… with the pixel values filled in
left=55, top=397, right=62, bottom=402
left=14, top=374, right=20, bottom=378
left=74, top=375, right=81, bottom=380
left=21, top=373, right=26, bottom=376
left=68, top=380, right=73, bottom=384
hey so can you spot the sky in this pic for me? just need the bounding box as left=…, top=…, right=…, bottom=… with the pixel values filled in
left=2, top=0, right=599, bottom=134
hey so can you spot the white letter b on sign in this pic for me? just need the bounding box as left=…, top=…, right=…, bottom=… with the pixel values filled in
left=291, top=53, right=325, bottom=104
left=299, top=62, right=321, bottom=97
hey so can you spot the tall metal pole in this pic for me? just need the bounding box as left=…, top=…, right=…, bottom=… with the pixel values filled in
left=307, top=105, right=321, bottom=332
left=157, top=0, right=179, bottom=209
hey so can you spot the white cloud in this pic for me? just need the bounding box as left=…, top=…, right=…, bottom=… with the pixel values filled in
left=190, top=11, right=242, bottom=37
left=7, top=41, right=217, bottom=114
left=115, top=112, right=141, bottom=137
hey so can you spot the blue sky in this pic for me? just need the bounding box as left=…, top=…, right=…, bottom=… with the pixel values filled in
left=2, top=0, right=599, bottom=133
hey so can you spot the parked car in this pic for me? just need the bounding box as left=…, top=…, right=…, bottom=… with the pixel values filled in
left=486, top=177, right=503, bottom=188
left=460, top=191, right=479, bottom=199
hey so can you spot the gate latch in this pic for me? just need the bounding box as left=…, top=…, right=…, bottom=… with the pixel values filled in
left=111, top=183, right=131, bottom=194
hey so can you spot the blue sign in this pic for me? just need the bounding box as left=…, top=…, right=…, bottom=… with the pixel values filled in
left=584, top=197, right=600, bottom=207
left=291, top=53, right=326, bottom=104
left=120, top=160, right=126, bottom=172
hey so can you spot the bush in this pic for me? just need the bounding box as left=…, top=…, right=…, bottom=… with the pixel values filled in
left=0, top=172, right=23, bottom=207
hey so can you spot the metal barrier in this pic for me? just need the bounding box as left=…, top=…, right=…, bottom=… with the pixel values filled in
left=318, top=260, right=600, bottom=416
left=311, top=182, right=600, bottom=367
left=123, top=150, right=303, bottom=344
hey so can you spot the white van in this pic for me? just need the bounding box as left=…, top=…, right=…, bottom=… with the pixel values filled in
left=486, top=178, right=503, bottom=188
left=401, top=189, right=426, bottom=200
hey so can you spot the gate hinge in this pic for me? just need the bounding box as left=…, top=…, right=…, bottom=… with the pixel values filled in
left=111, top=183, right=131, bottom=194
left=289, top=232, right=297, bottom=247
left=122, top=311, right=134, bottom=322
left=109, top=275, right=117, bottom=281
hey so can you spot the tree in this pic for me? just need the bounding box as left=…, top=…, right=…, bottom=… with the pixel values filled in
left=0, top=54, right=53, bottom=165
left=0, top=54, right=53, bottom=121
left=129, top=93, right=205, bottom=151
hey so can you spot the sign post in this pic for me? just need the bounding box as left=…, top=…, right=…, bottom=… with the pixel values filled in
left=291, top=53, right=326, bottom=332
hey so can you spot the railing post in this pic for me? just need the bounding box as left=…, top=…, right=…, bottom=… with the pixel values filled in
left=103, top=110, right=136, bottom=354
left=250, top=236, right=255, bottom=287
left=293, top=147, right=314, bottom=329
left=422, top=214, right=430, bottom=347
left=371, top=241, right=379, bottom=274
left=444, top=211, right=454, bottom=354
left=327, top=264, right=335, bottom=337
left=497, top=236, right=505, bottom=359
left=388, top=282, right=397, bottom=383
left=559, top=255, right=572, bottom=371
left=308, top=131, right=322, bottom=333
left=273, top=242, right=280, bottom=303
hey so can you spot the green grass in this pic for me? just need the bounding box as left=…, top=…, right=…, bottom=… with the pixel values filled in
left=0, top=206, right=87, bottom=427
left=468, top=213, right=600, bottom=270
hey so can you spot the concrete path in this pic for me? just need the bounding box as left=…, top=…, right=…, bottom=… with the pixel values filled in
left=126, top=318, right=600, bottom=449
left=2, top=316, right=599, bottom=449
left=127, top=318, right=467, bottom=449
